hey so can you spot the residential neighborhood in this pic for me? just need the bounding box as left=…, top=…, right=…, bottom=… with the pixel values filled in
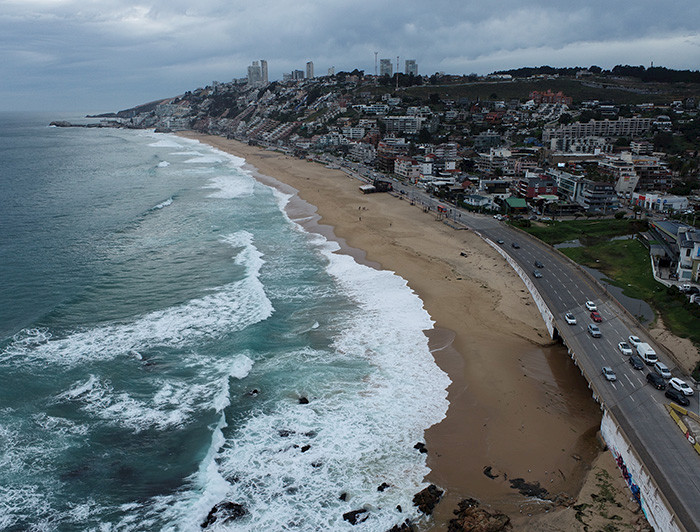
left=102, top=63, right=700, bottom=284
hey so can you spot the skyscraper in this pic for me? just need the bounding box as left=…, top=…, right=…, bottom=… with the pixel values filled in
left=260, top=60, right=268, bottom=85
left=306, top=61, right=314, bottom=79
left=247, top=61, right=262, bottom=85
left=379, top=58, right=392, bottom=77
left=405, top=59, right=418, bottom=76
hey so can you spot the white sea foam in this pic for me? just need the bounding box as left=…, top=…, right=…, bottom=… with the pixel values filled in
left=157, top=161, right=170, bottom=168
left=148, top=139, right=183, bottom=149
left=1, top=232, right=272, bottom=369
left=151, top=197, right=173, bottom=210
left=204, top=174, right=255, bottom=199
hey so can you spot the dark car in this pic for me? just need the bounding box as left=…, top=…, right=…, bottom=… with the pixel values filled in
left=629, top=355, right=645, bottom=370
left=533, top=270, right=543, bottom=278
left=511, top=242, right=520, bottom=249
left=646, top=372, right=666, bottom=390
left=497, top=239, right=505, bottom=245
left=534, top=260, right=544, bottom=268
left=665, top=387, right=690, bottom=406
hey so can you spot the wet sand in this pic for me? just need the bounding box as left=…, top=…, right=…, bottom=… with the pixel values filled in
left=178, top=133, right=646, bottom=530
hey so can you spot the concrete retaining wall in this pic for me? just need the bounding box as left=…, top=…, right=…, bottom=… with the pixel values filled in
left=600, top=412, right=684, bottom=532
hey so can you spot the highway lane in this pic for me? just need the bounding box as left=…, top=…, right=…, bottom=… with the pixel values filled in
left=461, top=211, right=700, bottom=531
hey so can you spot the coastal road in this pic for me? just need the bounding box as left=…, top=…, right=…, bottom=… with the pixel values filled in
left=458, top=210, right=700, bottom=532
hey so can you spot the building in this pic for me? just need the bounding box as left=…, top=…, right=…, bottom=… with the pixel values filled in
left=517, top=172, right=558, bottom=199
left=379, top=58, right=393, bottom=77
left=328, top=66, right=335, bottom=76
left=292, top=70, right=305, bottom=80
left=247, top=61, right=263, bottom=85
left=306, top=61, right=314, bottom=79
left=530, top=90, right=572, bottom=106
left=405, top=59, right=418, bottom=76
left=633, top=193, right=689, bottom=213
left=260, top=60, right=268, bottom=85
left=598, top=156, right=639, bottom=197
left=543, top=117, right=653, bottom=142
left=382, top=115, right=424, bottom=135
left=677, top=227, right=700, bottom=282
left=577, top=180, right=618, bottom=212
left=394, top=156, right=421, bottom=180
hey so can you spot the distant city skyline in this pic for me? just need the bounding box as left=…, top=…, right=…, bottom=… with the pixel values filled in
left=1, top=0, right=698, bottom=112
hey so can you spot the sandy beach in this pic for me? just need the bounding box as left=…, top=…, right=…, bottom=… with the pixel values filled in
left=179, top=132, right=650, bottom=531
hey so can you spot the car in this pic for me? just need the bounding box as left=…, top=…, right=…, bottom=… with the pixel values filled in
left=534, top=260, right=544, bottom=268
left=665, top=387, right=690, bottom=406
left=669, top=377, right=694, bottom=396
left=628, top=335, right=642, bottom=348
left=564, top=313, right=577, bottom=325
left=496, top=239, right=505, bottom=245
left=533, top=270, right=542, bottom=278
left=511, top=242, right=520, bottom=249
left=602, top=367, right=617, bottom=381
left=587, top=324, right=601, bottom=338
left=646, top=372, right=666, bottom=389
left=654, top=362, right=672, bottom=379
left=617, top=342, right=633, bottom=356
left=590, top=311, right=602, bottom=322
left=629, top=355, right=645, bottom=370
left=585, top=301, right=597, bottom=311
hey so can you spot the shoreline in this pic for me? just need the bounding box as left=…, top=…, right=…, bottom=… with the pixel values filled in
left=178, top=132, right=648, bottom=531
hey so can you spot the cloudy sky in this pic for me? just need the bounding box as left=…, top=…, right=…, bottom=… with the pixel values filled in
left=2, top=0, right=699, bottom=112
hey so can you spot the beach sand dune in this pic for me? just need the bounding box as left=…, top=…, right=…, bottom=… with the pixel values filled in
left=179, top=133, right=650, bottom=531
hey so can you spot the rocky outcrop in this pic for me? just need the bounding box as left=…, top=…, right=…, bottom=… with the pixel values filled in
left=343, top=508, right=368, bottom=525
left=200, top=501, right=246, bottom=528
left=413, top=484, right=443, bottom=515
left=448, top=498, right=511, bottom=532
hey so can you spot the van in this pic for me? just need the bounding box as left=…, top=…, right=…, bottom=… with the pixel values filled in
left=636, top=342, right=658, bottom=365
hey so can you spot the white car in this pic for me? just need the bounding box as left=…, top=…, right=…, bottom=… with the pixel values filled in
left=628, top=335, right=642, bottom=348
left=617, top=342, right=633, bottom=356
left=585, top=300, right=597, bottom=311
left=602, top=367, right=617, bottom=382
left=654, top=362, right=672, bottom=379
left=669, top=377, right=694, bottom=396
left=564, top=313, right=577, bottom=325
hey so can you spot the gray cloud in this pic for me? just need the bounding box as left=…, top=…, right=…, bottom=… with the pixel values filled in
left=1, top=0, right=698, bottom=111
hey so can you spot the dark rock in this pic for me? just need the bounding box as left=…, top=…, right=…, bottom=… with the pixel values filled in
left=413, top=484, right=443, bottom=515
left=378, top=482, right=390, bottom=492
left=447, top=498, right=510, bottom=532
left=509, top=478, right=549, bottom=499
left=279, top=429, right=294, bottom=437
left=483, top=466, right=499, bottom=479
left=299, top=396, right=309, bottom=404
left=246, top=389, right=259, bottom=397
left=339, top=492, right=347, bottom=501
left=301, top=445, right=311, bottom=452
left=201, top=501, right=247, bottom=528
left=396, top=505, right=402, bottom=513
left=343, top=509, right=368, bottom=525
left=413, top=442, right=428, bottom=454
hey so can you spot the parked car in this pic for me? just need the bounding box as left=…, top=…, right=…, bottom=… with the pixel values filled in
left=654, top=362, right=672, bottom=379
left=646, top=373, right=666, bottom=389
left=669, top=377, right=694, bottom=396
left=629, top=355, right=645, bottom=370
left=564, top=313, right=577, bottom=325
left=511, top=242, right=520, bottom=249
left=590, top=311, right=603, bottom=322
left=588, top=324, right=602, bottom=338
left=628, top=335, right=642, bottom=348
left=617, top=342, right=633, bottom=356
left=533, top=270, right=542, bottom=278
left=602, top=367, right=617, bottom=381
left=585, top=301, right=597, bottom=311
left=665, top=387, right=690, bottom=406
left=534, top=260, right=544, bottom=268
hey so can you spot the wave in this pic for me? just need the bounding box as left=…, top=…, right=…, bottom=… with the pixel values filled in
left=1, top=231, right=272, bottom=369
left=150, top=196, right=173, bottom=210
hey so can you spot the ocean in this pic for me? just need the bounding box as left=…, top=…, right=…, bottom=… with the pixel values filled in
left=0, top=113, right=450, bottom=531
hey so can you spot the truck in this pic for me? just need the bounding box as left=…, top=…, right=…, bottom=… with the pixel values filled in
left=636, top=342, right=658, bottom=365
